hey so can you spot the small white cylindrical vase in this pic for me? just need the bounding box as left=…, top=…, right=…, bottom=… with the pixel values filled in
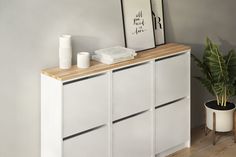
left=77, top=52, right=90, bottom=68
left=59, top=35, right=72, bottom=69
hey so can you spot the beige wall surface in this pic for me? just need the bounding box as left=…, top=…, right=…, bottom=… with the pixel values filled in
left=0, top=0, right=124, bottom=157
left=1, top=0, right=236, bottom=157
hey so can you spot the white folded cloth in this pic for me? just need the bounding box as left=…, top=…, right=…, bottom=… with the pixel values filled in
left=92, top=46, right=136, bottom=64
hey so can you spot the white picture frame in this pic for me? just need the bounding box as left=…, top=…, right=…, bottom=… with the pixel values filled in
left=121, top=0, right=156, bottom=51
left=152, top=0, right=165, bottom=45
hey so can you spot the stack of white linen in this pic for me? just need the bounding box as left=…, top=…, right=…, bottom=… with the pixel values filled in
left=92, top=46, right=137, bottom=64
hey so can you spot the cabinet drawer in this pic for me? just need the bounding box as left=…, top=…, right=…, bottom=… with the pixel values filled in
left=63, top=126, right=108, bottom=157
left=113, top=111, right=151, bottom=157
left=155, top=98, right=190, bottom=153
left=63, top=74, right=108, bottom=137
left=155, top=52, right=190, bottom=106
left=113, top=63, right=151, bottom=120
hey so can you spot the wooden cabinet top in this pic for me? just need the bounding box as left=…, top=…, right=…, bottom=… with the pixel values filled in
left=41, top=43, right=190, bottom=81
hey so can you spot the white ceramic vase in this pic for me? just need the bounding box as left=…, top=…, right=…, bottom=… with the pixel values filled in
left=59, top=35, right=72, bottom=69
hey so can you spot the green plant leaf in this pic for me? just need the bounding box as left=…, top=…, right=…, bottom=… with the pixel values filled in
left=225, top=49, right=236, bottom=80
left=205, top=40, right=228, bottom=83
left=226, top=83, right=236, bottom=97
left=212, top=82, right=224, bottom=96
left=224, top=49, right=236, bottom=97
left=192, top=37, right=236, bottom=106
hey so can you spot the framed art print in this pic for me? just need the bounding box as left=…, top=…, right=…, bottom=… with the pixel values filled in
left=152, top=0, right=165, bottom=45
left=121, top=0, right=156, bottom=51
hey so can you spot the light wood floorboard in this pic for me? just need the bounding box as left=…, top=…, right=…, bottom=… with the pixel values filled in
left=168, top=126, right=236, bottom=157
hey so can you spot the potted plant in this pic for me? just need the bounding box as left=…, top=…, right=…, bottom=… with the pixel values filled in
left=192, top=38, right=236, bottom=135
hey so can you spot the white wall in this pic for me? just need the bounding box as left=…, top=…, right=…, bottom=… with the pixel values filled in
left=0, top=0, right=124, bottom=157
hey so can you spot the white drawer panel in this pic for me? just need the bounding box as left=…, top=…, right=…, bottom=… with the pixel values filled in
left=155, top=98, right=190, bottom=153
left=63, top=127, right=108, bottom=157
left=156, top=52, right=190, bottom=106
left=63, top=74, right=108, bottom=137
left=113, top=63, right=151, bottom=120
left=113, top=111, right=151, bottom=157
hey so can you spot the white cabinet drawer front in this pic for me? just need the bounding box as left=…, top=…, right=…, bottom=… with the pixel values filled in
left=155, top=98, right=190, bottom=153
left=156, top=52, right=190, bottom=106
left=113, top=111, right=151, bottom=157
left=63, top=127, right=108, bottom=157
left=113, top=63, right=151, bottom=120
left=63, top=74, right=108, bottom=137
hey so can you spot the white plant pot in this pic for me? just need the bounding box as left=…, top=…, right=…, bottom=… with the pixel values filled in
left=205, top=101, right=235, bottom=132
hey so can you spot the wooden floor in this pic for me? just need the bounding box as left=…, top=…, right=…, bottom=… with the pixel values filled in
left=168, top=126, right=236, bottom=157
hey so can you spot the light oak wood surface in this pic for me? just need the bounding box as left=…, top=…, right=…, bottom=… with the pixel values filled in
left=41, top=43, right=190, bottom=81
left=168, top=126, right=236, bottom=157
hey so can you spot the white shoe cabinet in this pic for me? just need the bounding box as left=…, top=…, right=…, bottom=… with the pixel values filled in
left=41, top=44, right=191, bottom=157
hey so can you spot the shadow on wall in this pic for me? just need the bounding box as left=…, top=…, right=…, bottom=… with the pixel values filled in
left=162, top=0, right=236, bottom=128
left=163, top=0, right=209, bottom=128
left=164, top=0, right=236, bottom=127
left=71, top=36, right=101, bottom=64
left=190, top=44, right=214, bottom=128
left=163, top=0, right=176, bottom=42
left=218, top=37, right=236, bottom=54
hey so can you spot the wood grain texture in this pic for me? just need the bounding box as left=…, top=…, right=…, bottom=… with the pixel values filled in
left=41, top=43, right=190, bottom=81
left=167, top=126, right=236, bottom=157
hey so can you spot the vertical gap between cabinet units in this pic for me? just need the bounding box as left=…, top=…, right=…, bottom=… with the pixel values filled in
left=150, top=60, right=156, bottom=157
left=108, top=71, right=113, bottom=157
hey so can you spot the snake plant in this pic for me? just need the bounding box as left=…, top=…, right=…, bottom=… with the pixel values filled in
left=192, top=38, right=236, bottom=106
